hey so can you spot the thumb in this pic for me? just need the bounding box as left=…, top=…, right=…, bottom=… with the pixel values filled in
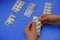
left=31, top=22, right=36, bottom=32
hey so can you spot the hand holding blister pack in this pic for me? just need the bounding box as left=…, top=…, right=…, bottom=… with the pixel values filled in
left=33, top=3, right=52, bottom=40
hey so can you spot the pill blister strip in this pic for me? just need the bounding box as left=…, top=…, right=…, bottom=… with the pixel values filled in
left=33, top=16, right=42, bottom=35
left=24, top=3, right=36, bottom=17
left=43, top=3, right=52, bottom=14
left=12, top=0, right=25, bottom=13
left=33, top=16, right=42, bottom=40
left=5, top=14, right=16, bottom=26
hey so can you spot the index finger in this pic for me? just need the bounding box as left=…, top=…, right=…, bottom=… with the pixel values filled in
left=25, top=22, right=32, bottom=31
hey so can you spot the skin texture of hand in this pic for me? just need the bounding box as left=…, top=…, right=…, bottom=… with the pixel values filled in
left=38, top=14, right=60, bottom=24
left=25, top=22, right=38, bottom=40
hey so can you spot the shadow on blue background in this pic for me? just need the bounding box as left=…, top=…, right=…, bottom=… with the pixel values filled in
left=0, top=0, right=60, bottom=40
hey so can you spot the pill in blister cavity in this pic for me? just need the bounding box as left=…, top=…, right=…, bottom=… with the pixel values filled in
left=24, top=3, right=36, bottom=17
left=5, top=14, right=16, bottom=26
left=43, top=3, right=52, bottom=14
left=12, top=0, right=25, bottom=13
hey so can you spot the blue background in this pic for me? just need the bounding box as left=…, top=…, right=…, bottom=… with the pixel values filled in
left=0, top=0, right=60, bottom=40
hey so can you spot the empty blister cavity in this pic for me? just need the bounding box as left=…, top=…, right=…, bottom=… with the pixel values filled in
left=37, top=29, right=40, bottom=35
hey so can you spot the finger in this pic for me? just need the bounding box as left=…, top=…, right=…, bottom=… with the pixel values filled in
left=25, top=22, right=32, bottom=32
left=44, top=20, right=57, bottom=24
left=38, top=16, right=47, bottom=22
left=38, top=14, right=49, bottom=25
left=31, top=22, right=36, bottom=32
left=38, top=14, right=46, bottom=21
left=41, top=20, right=56, bottom=24
left=38, top=14, right=50, bottom=21
left=42, top=20, right=48, bottom=24
left=38, top=16, right=42, bottom=21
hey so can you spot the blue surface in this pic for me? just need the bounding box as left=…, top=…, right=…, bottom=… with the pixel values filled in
left=0, top=0, right=60, bottom=40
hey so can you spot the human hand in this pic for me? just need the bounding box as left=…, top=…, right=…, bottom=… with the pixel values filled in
left=38, top=14, right=60, bottom=24
left=25, top=22, right=38, bottom=40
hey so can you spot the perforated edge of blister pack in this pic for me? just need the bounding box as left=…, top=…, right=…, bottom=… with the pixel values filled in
left=12, top=0, right=25, bottom=13
left=5, top=14, right=16, bottom=26
left=43, top=3, right=52, bottom=14
left=24, top=3, right=36, bottom=17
